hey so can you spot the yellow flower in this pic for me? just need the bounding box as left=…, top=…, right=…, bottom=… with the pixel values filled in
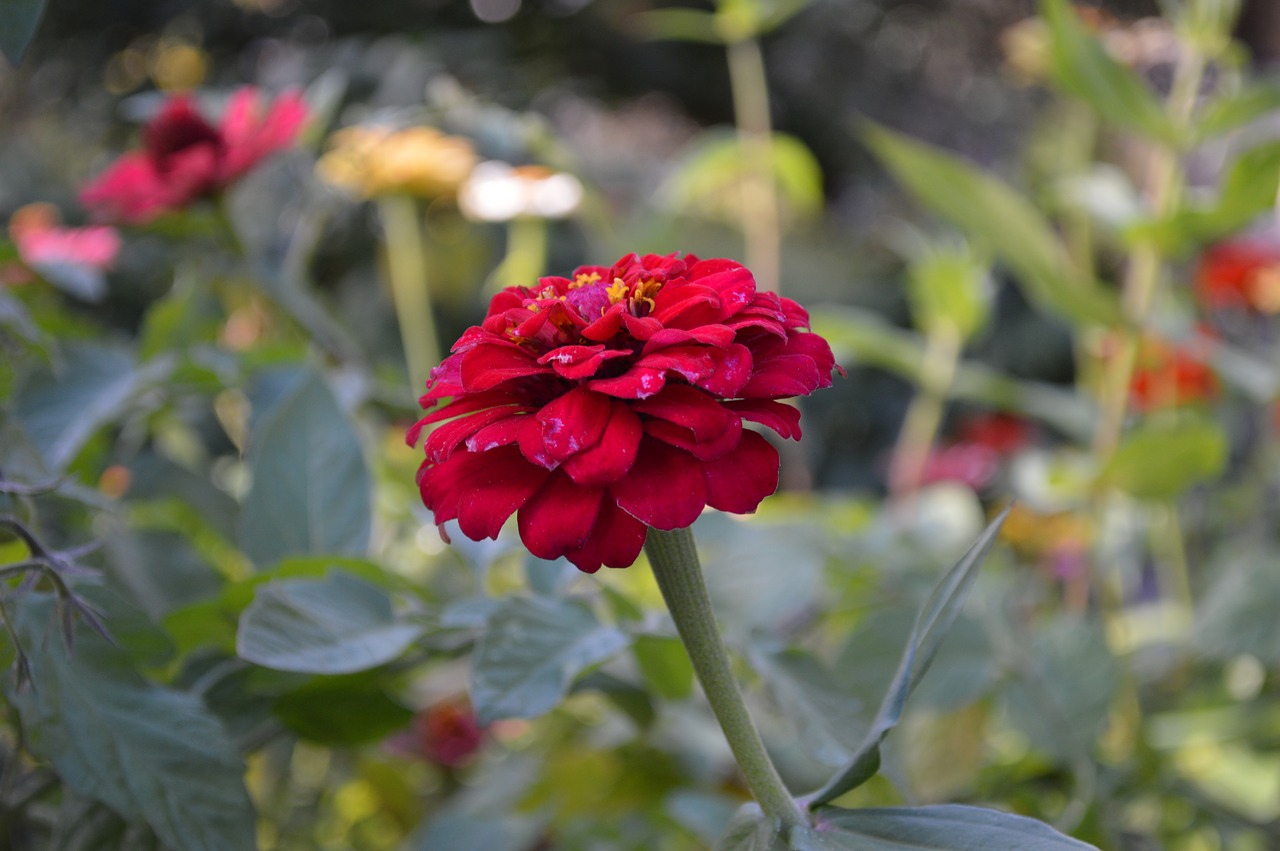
left=316, top=126, right=477, bottom=198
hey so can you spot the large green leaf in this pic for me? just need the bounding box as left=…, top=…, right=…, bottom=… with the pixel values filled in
left=10, top=341, right=155, bottom=471
left=236, top=570, right=423, bottom=674
left=470, top=595, right=629, bottom=725
left=862, top=123, right=1119, bottom=326
left=792, top=805, right=1098, bottom=850
left=1100, top=417, right=1227, bottom=500
left=633, top=633, right=695, bottom=700
left=10, top=594, right=257, bottom=851
left=271, top=676, right=414, bottom=745
left=1040, top=0, right=1178, bottom=144
left=0, top=0, right=46, bottom=65
left=806, top=508, right=1009, bottom=807
left=715, top=804, right=785, bottom=851
left=237, top=369, right=372, bottom=567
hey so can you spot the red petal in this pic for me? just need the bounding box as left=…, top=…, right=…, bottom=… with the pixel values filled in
left=563, top=402, right=643, bottom=486
left=423, top=406, right=528, bottom=462
left=465, top=413, right=540, bottom=454
left=563, top=500, right=648, bottom=573
left=703, top=431, right=779, bottom=514
left=536, top=386, right=612, bottom=462
left=723, top=399, right=802, bottom=440
left=645, top=417, right=742, bottom=460
left=589, top=366, right=668, bottom=399
left=613, top=438, right=708, bottom=530
left=460, top=343, right=552, bottom=391
left=694, top=343, right=753, bottom=397
left=517, top=472, right=605, bottom=560
left=419, top=446, right=550, bottom=541
left=632, top=385, right=737, bottom=441
left=538, top=345, right=633, bottom=380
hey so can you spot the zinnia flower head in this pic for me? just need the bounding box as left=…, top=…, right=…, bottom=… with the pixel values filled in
left=407, top=253, right=839, bottom=573
left=1196, top=240, right=1280, bottom=315
left=316, top=126, right=477, bottom=199
left=80, top=88, right=307, bottom=224
left=415, top=699, right=485, bottom=768
left=9, top=203, right=120, bottom=270
left=1129, top=338, right=1218, bottom=412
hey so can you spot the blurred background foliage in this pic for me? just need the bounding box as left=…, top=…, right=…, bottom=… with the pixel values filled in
left=6, top=0, right=1280, bottom=849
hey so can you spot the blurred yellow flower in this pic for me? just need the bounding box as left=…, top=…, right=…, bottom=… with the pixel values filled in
left=316, top=126, right=478, bottom=198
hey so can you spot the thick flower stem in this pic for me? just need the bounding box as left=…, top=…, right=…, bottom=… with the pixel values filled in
left=378, top=193, right=442, bottom=394
left=644, top=526, right=807, bottom=832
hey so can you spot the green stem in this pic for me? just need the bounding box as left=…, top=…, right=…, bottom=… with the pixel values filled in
left=644, top=526, right=807, bottom=832
left=502, top=216, right=550, bottom=290
left=378, top=194, right=442, bottom=395
left=1092, top=49, right=1206, bottom=461
left=727, top=36, right=781, bottom=294
left=888, top=323, right=962, bottom=504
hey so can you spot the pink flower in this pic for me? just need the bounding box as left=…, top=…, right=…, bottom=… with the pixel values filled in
left=407, top=253, right=840, bottom=573
left=79, top=88, right=307, bottom=224
left=416, top=700, right=485, bottom=768
left=10, top=212, right=120, bottom=271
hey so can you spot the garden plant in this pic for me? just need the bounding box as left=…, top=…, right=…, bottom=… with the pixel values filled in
left=4, top=0, right=1280, bottom=849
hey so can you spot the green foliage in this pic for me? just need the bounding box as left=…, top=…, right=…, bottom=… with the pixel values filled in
left=1039, top=0, right=1179, bottom=144
left=797, top=805, right=1099, bottom=850
left=1100, top=417, right=1227, bottom=499
left=236, top=571, right=423, bottom=674
left=10, top=595, right=257, bottom=851
left=470, top=595, right=630, bottom=725
left=808, top=508, right=1009, bottom=808
left=0, top=0, right=46, bottom=64
left=862, top=122, right=1119, bottom=326
left=237, top=369, right=372, bottom=567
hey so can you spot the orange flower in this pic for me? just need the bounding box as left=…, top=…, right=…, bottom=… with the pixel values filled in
left=1129, top=339, right=1218, bottom=412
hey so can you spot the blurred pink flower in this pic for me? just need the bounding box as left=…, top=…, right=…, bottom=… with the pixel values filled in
left=11, top=215, right=120, bottom=271
left=416, top=700, right=485, bottom=768
left=80, top=88, right=307, bottom=224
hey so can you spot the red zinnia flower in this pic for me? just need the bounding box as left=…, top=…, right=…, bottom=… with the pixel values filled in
left=407, top=253, right=839, bottom=573
left=416, top=700, right=485, bottom=768
left=1196, top=240, right=1280, bottom=315
left=1129, top=339, right=1218, bottom=412
left=80, top=88, right=307, bottom=224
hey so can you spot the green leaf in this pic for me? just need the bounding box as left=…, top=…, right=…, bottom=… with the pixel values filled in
left=1101, top=417, right=1227, bottom=499
left=1000, top=616, right=1118, bottom=762
left=633, top=634, right=695, bottom=700
left=1196, top=549, right=1280, bottom=665
left=861, top=123, right=1119, bottom=326
left=1039, top=0, right=1178, bottom=144
left=10, top=342, right=151, bottom=471
left=10, top=594, right=258, bottom=851
left=237, top=571, right=423, bottom=674
left=807, top=508, right=1009, bottom=807
left=166, top=556, right=397, bottom=656
left=0, top=0, right=46, bottom=65
left=663, top=130, right=825, bottom=228
left=749, top=644, right=864, bottom=767
left=1197, top=84, right=1280, bottom=140
left=1129, top=140, right=1280, bottom=252
left=411, top=811, right=544, bottom=851
left=628, top=8, right=722, bottom=43
left=470, top=595, right=629, bottom=725
left=272, top=676, right=414, bottom=745
left=794, top=804, right=1098, bottom=850
left=715, top=803, right=785, bottom=851
left=237, top=369, right=372, bottom=567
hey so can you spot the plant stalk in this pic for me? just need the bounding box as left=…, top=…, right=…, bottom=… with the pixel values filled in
left=378, top=193, right=442, bottom=395
left=644, top=526, right=807, bottom=832
left=727, top=35, right=781, bottom=294
left=888, top=323, right=963, bottom=505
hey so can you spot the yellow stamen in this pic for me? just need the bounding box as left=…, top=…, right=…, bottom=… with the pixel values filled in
left=570, top=271, right=602, bottom=289
left=606, top=278, right=630, bottom=305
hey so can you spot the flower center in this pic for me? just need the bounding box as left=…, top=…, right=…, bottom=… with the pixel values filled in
left=606, top=277, right=662, bottom=316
